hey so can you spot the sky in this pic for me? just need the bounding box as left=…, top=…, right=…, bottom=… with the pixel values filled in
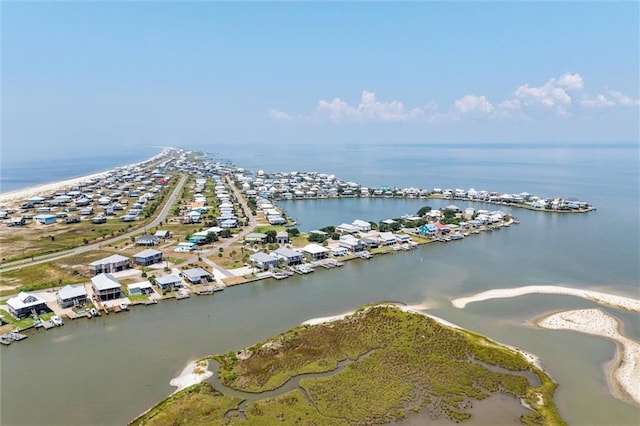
left=2, top=1, right=639, bottom=162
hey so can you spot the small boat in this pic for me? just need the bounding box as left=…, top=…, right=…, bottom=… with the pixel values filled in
left=51, top=316, right=64, bottom=326
left=89, top=308, right=99, bottom=317
left=120, top=302, right=129, bottom=311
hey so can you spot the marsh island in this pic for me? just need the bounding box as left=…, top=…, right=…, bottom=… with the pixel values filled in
left=131, top=304, right=564, bottom=425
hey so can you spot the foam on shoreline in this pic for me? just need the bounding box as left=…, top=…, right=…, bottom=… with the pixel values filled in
left=536, top=309, right=640, bottom=406
left=451, top=285, right=640, bottom=312
left=169, top=359, right=213, bottom=393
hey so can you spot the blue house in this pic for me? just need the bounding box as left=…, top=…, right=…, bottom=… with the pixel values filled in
left=33, top=214, right=57, bottom=225
left=419, top=224, right=438, bottom=235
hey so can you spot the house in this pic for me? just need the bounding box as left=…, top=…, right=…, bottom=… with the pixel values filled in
left=181, top=268, right=214, bottom=284
left=302, top=243, right=329, bottom=261
left=267, top=215, right=286, bottom=225
left=336, top=223, right=358, bottom=233
left=174, top=242, right=195, bottom=252
left=339, top=235, right=364, bottom=252
left=155, top=275, right=183, bottom=291
left=135, top=234, right=159, bottom=246
left=271, top=247, right=304, bottom=266
left=57, top=284, right=88, bottom=308
left=276, top=231, right=289, bottom=245
left=352, top=219, right=371, bottom=232
left=331, top=247, right=348, bottom=256
left=133, top=249, right=163, bottom=266
left=249, top=252, right=279, bottom=270
left=183, top=211, right=201, bottom=223
left=91, top=273, right=122, bottom=301
left=7, top=292, right=48, bottom=319
left=33, top=214, right=57, bottom=225
left=245, top=233, right=268, bottom=244
left=418, top=224, right=438, bottom=235
left=378, top=232, right=398, bottom=246
left=360, top=236, right=380, bottom=249
left=155, top=230, right=171, bottom=239
left=91, top=216, right=107, bottom=224
left=127, top=281, right=154, bottom=296
left=396, top=234, right=411, bottom=243
left=89, top=254, right=131, bottom=275
left=8, top=217, right=26, bottom=227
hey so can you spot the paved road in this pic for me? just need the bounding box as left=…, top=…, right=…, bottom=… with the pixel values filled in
left=0, top=174, right=188, bottom=273
left=184, top=175, right=259, bottom=277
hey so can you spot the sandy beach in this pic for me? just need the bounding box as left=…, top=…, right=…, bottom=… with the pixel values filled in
left=0, top=149, right=168, bottom=207
left=536, top=309, right=640, bottom=406
left=451, top=285, right=640, bottom=312
left=169, top=359, right=213, bottom=393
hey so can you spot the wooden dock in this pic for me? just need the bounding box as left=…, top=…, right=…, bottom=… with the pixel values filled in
left=0, top=332, right=27, bottom=345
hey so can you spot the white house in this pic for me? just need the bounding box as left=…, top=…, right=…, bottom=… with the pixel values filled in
left=339, top=235, right=364, bottom=252
left=7, top=292, right=48, bottom=319
left=91, top=273, right=122, bottom=301
left=303, top=243, right=329, bottom=260
left=336, top=223, right=358, bottom=233
left=249, top=252, right=279, bottom=270
left=57, top=284, right=88, bottom=308
left=352, top=219, right=371, bottom=232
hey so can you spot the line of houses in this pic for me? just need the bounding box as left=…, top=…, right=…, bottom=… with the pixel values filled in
left=3, top=159, right=173, bottom=227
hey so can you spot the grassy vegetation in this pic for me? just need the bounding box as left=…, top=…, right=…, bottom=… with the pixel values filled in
left=134, top=305, right=565, bottom=425
left=129, top=382, right=242, bottom=426
left=0, top=250, right=111, bottom=295
left=0, top=174, right=178, bottom=264
left=229, top=390, right=349, bottom=426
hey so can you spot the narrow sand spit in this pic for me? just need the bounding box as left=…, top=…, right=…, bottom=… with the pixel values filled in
left=0, top=149, right=168, bottom=206
left=536, top=309, right=640, bottom=406
left=169, top=360, right=213, bottom=393
left=0, top=171, right=112, bottom=205
left=451, top=285, right=640, bottom=312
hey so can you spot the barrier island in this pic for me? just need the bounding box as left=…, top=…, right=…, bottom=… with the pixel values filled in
left=131, top=304, right=564, bottom=425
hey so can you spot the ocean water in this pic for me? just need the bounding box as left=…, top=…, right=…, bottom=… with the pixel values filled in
left=0, top=148, right=160, bottom=193
left=1, top=142, right=639, bottom=426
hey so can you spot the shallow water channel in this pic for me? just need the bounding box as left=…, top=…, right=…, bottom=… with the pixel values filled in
left=205, top=350, right=533, bottom=424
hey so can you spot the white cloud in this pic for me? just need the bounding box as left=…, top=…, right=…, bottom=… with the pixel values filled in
left=268, top=73, right=637, bottom=124
left=608, top=90, right=639, bottom=107
left=269, top=109, right=293, bottom=120
left=557, top=72, right=584, bottom=90
left=454, top=95, right=494, bottom=115
left=316, top=90, right=423, bottom=123
left=581, top=94, right=616, bottom=108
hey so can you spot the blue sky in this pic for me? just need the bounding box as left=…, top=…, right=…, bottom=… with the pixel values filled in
left=2, top=2, right=638, bottom=162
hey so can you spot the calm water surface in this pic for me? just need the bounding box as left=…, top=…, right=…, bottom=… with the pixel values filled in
left=1, top=143, right=638, bottom=425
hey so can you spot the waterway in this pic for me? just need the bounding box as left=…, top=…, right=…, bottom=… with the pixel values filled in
left=1, top=142, right=639, bottom=425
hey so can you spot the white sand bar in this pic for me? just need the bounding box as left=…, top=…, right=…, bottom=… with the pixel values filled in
left=451, top=285, right=640, bottom=312
left=536, top=309, right=640, bottom=406
left=169, top=359, right=213, bottom=393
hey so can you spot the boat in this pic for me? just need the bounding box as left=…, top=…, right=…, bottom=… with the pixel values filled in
left=120, top=302, right=129, bottom=311
left=89, top=308, right=99, bottom=317
left=51, top=316, right=64, bottom=326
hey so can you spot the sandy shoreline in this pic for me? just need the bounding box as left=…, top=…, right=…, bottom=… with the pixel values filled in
left=169, top=359, right=213, bottom=393
left=535, top=309, right=640, bottom=406
left=0, top=148, right=168, bottom=206
left=451, top=285, right=640, bottom=312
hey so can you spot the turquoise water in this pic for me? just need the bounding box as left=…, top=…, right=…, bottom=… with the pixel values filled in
left=1, top=143, right=638, bottom=425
